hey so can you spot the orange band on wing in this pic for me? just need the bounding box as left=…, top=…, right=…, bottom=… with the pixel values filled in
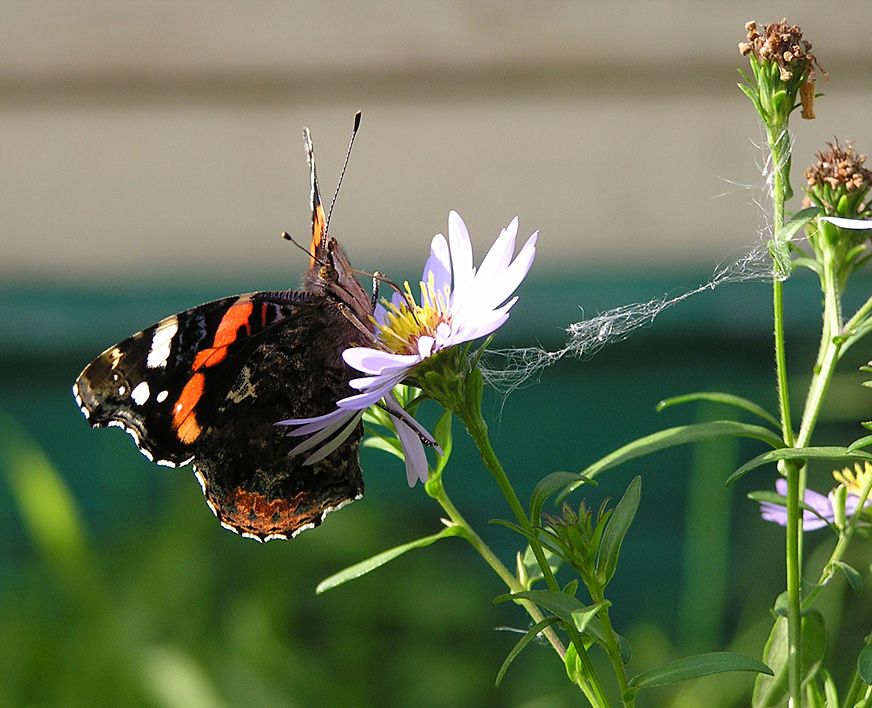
left=310, top=203, right=327, bottom=266
left=192, top=300, right=254, bottom=370
left=172, top=372, right=205, bottom=443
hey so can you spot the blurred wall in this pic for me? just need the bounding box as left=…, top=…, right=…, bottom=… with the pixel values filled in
left=4, top=1, right=872, bottom=285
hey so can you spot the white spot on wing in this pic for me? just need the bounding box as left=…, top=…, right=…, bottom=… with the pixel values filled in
left=72, top=383, right=89, bottom=418
left=147, top=315, right=179, bottom=369
left=156, top=389, right=169, bottom=403
left=107, top=347, right=122, bottom=369
left=131, top=381, right=150, bottom=405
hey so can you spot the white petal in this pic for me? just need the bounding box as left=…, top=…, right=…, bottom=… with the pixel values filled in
left=819, top=216, right=872, bottom=229
left=301, top=411, right=365, bottom=464
left=393, top=414, right=429, bottom=486
left=473, top=230, right=537, bottom=312
left=451, top=308, right=512, bottom=344
left=475, top=217, right=518, bottom=289
left=384, top=393, right=438, bottom=448
left=423, top=233, right=452, bottom=292
left=343, top=347, right=420, bottom=375
left=338, top=374, right=403, bottom=409
left=277, top=407, right=349, bottom=431
left=448, top=211, right=474, bottom=301
left=417, top=335, right=435, bottom=359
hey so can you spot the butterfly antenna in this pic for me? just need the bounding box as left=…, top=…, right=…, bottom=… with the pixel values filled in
left=325, top=110, right=362, bottom=231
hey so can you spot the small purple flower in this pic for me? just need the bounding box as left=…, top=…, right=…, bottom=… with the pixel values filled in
left=760, top=479, right=836, bottom=530
left=760, top=472, right=871, bottom=531
left=278, top=211, right=538, bottom=487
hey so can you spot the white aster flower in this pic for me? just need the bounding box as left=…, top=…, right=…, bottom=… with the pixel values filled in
left=278, top=210, right=538, bottom=487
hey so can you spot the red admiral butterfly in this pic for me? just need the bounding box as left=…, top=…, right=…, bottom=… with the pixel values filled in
left=73, top=113, right=376, bottom=541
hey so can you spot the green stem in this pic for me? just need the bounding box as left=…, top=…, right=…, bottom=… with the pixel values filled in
left=456, top=405, right=613, bottom=708
left=427, top=475, right=568, bottom=657
left=590, top=587, right=632, bottom=707
left=766, top=119, right=802, bottom=708
left=797, top=253, right=843, bottom=448
left=784, top=461, right=802, bottom=708
left=767, top=123, right=793, bottom=449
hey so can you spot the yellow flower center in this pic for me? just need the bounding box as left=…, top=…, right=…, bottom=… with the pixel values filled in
left=375, top=273, right=451, bottom=355
left=832, top=461, right=872, bottom=495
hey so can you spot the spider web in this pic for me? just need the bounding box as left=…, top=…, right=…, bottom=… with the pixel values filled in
left=480, top=132, right=792, bottom=395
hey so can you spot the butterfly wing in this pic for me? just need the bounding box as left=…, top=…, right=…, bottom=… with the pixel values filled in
left=74, top=117, right=374, bottom=541
left=74, top=290, right=368, bottom=540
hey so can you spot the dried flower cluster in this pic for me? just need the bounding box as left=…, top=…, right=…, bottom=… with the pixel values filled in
left=738, top=19, right=818, bottom=82
left=805, top=140, right=872, bottom=194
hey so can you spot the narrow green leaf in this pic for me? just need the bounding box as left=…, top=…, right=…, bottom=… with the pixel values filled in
left=316, top=525, right=463, bottom=593
left=597, top=476, right=641, bottom=586
left=495, top=617, right=560, bottom=686
left=629, top=652, right=772, bottom=690
left=858, top=644, right=872, bottom=684
left=564, top=642, right=587, bottom=690
left=792, top=256, right=823, bottom=275
left=361, top=434, right=403, bottom=459
left=831, top=561, right=863, bottom=594
left=657, top=392, right=779, bottom=429
left=431, top=410, right=453, bottom=477
left=530, top=471, right=594, bottom=522
left=821, top=669, right=838, bottom=708
left=433, top=410, right=453, bottom=458
left=520, top=544, right=563, bottom=587
left=848, top=434, right=872, bottom=452
left=806, top=677, right=824, bottom=708
left=727, top=447, right=872, bottom=486
left=563, top=421, right=784, bottom=498
left=776, top=206, right=821, bottom=243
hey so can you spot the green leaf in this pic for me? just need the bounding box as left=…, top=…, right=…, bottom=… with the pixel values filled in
left=628, top=652, right=772, bottom=690
left=564, top=642, right=588, bottom=691
left=752, top=612, right=827, bottom=708
left=361, top=434, right=403, bottom=460
left=776, top=206, right=821, bottom=243
left=831, top=561, right=863, bottom=594
left=657, top=392, right=779, bottom=429
left=431, top=410, right=453, bottom=477
left=530, top=471, right=594, bottom=522
left=597, top=476, right=641, bottom=586
left=563, top=421, right=785, bottom=498
left=727, top=447, right=872, bottom=486
left=858, top=643, right=872, bottom=684
left=433, top=410, right=453, bottom=458
left=496, top=590, right=604, bottom=632
left=769, top=238, right=793, bottom=277
left=848, top=434, right=872, bottom=452
left=520, top=544, right=563, bottom=587
left=495, top=617, right=560, bottom=686
left=316, top=525, right=463, bottom=593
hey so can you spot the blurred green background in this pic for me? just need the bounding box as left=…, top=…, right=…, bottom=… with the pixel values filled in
left=5, top=3, right=872, bottom=707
